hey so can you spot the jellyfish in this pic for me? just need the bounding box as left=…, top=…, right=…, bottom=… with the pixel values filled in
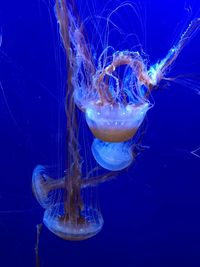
left=32, top=0, right=200, bottom=241
left=88, top=18, right=200, bottom=170
left=54, top=0, right=200, bottom=171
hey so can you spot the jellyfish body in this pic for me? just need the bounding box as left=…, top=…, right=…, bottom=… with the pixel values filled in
left=44, top=203, right=103, bottom=241
left=86, top=102, right=149, bottom=143
left=92, top=139, right=133, bottom=171
left=32, top=165, right=56, bottom=209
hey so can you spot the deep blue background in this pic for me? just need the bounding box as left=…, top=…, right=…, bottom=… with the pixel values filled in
left=0, top=0, right=200, bottom=266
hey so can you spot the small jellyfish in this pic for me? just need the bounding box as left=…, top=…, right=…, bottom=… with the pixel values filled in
left=32, top=165, right=64, bottom=209
left=92, top=139, right=134, bottom=171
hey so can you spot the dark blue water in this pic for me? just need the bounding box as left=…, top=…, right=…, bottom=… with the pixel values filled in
left=0, top=0, right=200, bottom=266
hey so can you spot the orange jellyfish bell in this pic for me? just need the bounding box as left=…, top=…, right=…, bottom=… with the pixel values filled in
left=85, top=102, right=150, bottom=142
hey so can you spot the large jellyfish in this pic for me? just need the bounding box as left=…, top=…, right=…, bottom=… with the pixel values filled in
left=32, top=0, right=200, bottom=241
left=55, top=0, right=200, bottom=171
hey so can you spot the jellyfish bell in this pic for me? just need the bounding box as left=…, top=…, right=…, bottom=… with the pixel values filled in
left=86, top=102, right=150, bottom=143
left=43, top=203, right=104, bottom=241
left=32, top=165, right=65, bottom=209
left=91, top=138, right=134, bottom=171
left=32, top=165, right=54, bottom=209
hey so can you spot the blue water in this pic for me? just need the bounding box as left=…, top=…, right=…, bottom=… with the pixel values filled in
left=0, top=0, right=200, bottom=266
